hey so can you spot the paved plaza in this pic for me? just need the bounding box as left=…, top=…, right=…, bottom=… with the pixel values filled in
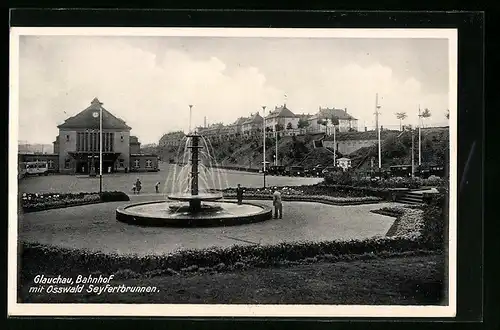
left=18, top=162, right=323, bottom=195
left=19, top=194, right=397, bottom=255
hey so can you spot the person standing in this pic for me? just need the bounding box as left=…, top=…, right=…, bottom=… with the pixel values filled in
left=135, top=178, right=142, bottom=194
left=236, top=183, right=244, bottom=205
left=155, top=181, right=161, bottom=193
left=272, top=188, right=283, bottom=219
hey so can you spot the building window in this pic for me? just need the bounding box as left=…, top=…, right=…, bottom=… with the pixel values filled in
left=133, top=159, right=140, bottom=168
left=145, top=159, right=152, bottom=168
left=121, top=135, right=124, bottom=142
left=119, top=159, right=124, bottom=168
left=66, top=135, right=70, bottom=141
left=64, top=159, right=71, bottom=169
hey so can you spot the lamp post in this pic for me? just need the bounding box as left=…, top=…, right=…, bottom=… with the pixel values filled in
left=275, top=124, right=278, bottom=166
left=262, top=105, right=267, bottom=188
left=418, top=105, right=422, bottom=166
left=189, top=105, right=193, bottom=133
left=375, top=93, right=382, bottom=170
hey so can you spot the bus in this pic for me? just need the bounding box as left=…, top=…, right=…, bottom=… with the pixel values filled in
left=25, top=161, right=49, bottom=176
left=18, top=163, right=27, bottom=179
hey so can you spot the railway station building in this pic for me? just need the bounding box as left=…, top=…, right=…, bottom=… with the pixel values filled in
left=19, top=98, right=158, bottom=174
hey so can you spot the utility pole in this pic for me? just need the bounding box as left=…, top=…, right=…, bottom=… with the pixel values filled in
left=333, top=123, right=336, bottom=167
left=375, top=93, right=382, bottom=169
left=418, top=105, right=422, bottom=166
left=411, top=127, right=415, bottom=178
left=262, top=106, right=267, bottom=188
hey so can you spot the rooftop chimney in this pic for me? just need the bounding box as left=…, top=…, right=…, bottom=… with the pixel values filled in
left=345, top=108, right=348, bottom=113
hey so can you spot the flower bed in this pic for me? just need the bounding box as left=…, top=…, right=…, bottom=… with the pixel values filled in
left=324, top=173, right=448, bottom=190
left=223, top=191, right=382, bottom=205
left=21, top=191, right=130, bottom=213
left=21, top=236, right=427, bottom=278
left=371, top=206, right=424, bottom=240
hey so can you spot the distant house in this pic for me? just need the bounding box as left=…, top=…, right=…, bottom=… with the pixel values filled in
left=308, top=107, right=358, bottom=133
left=241, top=112, right=264, bottom=136
left=336, top=157, right=352, bottom=171
left=265, top=104, right=299, bottom=131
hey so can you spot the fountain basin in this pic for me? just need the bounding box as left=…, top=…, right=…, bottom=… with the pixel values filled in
left=167, top=192, right=223, bottom=202
left=116, top=200, right=273, bottom=227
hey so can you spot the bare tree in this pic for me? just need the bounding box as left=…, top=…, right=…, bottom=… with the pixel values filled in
left=395, top=112, right=408, bottom=131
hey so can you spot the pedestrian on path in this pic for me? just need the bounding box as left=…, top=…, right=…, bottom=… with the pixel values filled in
left=135, top=178, right=142, bottom=194
left=132, top=183, right=136, bottom=194
left=155, top=181, right=161, bottom=193
left=272, top=188, right=283, bottom=219
left=236, top=183, right=244, bottom=205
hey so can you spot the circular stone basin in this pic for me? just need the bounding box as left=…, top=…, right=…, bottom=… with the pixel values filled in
left=167, top=192, right=223, bottom=202
left=116, top=200, right=272, bottom=227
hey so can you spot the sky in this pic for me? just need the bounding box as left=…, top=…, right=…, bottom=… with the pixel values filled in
left=17, top=35, right=450, bottom=144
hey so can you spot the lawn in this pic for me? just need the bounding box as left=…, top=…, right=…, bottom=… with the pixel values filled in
left=19, top=252, right=446, bottom=305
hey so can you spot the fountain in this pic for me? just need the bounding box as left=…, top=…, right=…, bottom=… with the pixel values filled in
left=116, top=132, right=272, bottom=227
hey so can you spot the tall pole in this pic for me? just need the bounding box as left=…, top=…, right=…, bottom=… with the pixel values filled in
left=275, top=125, right=278, bottom=166
left=418, top=105, right=422, bottom=166
left=189, top=105, right=193, bottom=133
left=375, top=93, right=382, bottom=169
left=333, top=124, right=336, bottom=167
left=99, top=105, right=103, bottom=195
left=262, top=106, right=267, bottom=188
left=411, top=127, right=415, bottom=178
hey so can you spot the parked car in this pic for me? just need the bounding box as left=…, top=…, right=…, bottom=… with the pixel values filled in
left=288, top=166, right=305, bottom=177
left=268, top=165, right=286, bottom=176
left=321, top=166, right=341, bottom=176
left=311, top=165, right=324, bottom=177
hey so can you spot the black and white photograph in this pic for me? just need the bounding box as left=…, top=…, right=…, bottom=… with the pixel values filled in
left=9, top=27, right=457, bottom=317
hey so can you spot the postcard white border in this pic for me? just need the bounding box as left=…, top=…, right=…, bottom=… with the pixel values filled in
left=9, top=27, right=457, bottom=318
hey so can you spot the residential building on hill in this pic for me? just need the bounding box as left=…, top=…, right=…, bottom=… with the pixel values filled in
left=20, top=98, right=158, bottom=174
left=159, top=131, right=185, bottom=147
left=307, top=107, right=359, bottom=133
left=265, top=104, right=299, bottom=131
left=241, top=112, right=264, bottom=136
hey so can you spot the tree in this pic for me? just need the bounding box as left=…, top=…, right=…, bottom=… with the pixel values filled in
left=395, top=112, right=408, bottom=131
left=421, top=108, right=431, bottom=128
left=286, top=122, right=293, bottom=130
left=297, top=118, right=310, bottom=129
left=445, top=109, right=450, bottom=120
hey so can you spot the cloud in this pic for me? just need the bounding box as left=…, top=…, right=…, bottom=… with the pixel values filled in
left=17, top=36, right=449, bottom=144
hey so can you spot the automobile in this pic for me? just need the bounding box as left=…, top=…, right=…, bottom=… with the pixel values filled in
left=288, top=166, right=305, bottom=177
left=321, top=166, right=341, bottom=175
left=389, top=165, right=412, bottom=177
left=311, top=165, right=324, bottom=177
left=268, top=165, right=286, bottom=176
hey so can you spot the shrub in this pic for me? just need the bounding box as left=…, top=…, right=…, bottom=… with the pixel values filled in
left=100, top=191, right=130, bottom=202
left=21, top=235, right=428, bottom=279
left=421, top=192, right=447, bottom=250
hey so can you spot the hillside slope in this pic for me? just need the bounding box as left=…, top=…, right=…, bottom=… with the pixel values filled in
left=152, top=127, right=449, bottom=170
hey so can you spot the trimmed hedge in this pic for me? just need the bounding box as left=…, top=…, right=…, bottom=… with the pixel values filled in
left=421, top=192, right=447, bottom=249
left=20, top=237, right=427, bottom=278
left=21, top=191, right=130, bottom=213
